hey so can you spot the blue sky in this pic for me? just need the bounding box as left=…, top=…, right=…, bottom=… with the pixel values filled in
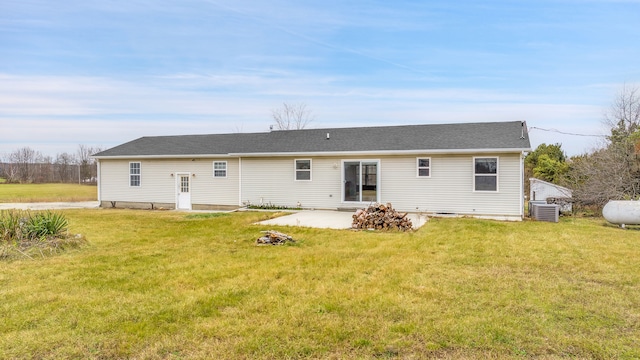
left=1, top=0, right=639, bottom=157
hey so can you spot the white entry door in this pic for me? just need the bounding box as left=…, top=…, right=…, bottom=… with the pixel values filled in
left=177, top=174, right=191, bottom=210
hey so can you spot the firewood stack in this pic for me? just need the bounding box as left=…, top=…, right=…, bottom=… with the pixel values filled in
left=352, top=203, right=413, bottom=231
left=256, top=230, right=296, bottom=245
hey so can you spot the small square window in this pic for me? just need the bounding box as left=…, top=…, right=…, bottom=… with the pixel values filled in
left=417, top=158, right=431, bottom=177
left=213, top=161, right=227, bottom=178
left=295, top=159, right=311, bottom=181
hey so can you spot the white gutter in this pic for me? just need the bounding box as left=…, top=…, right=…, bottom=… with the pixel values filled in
left=92, top=154, right=232, bottom=160
left=93, top=148, right=531, bottom=160
left=229, top=148, right=532, bottom=157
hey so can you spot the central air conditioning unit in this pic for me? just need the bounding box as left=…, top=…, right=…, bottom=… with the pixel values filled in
left=531, top=203, right=559, bottom=223
left=528, top=200, right=547, bottom=218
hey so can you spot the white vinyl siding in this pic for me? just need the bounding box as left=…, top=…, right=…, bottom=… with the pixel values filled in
left=100, top=158, right=239, bottom=206
left=382, top=154, right=522, bottom=217
left=242, top=157, right=341, bottom=209
left=240, top=154, right=521, bottom=217
left=100, top=153, right=524, bottom=217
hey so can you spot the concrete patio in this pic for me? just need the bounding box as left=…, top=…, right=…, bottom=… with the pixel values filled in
left=256, top=209, right=428, bottom=230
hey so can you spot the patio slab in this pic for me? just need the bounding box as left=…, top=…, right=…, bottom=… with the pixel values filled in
left=256, top=210, right=427, bottom=230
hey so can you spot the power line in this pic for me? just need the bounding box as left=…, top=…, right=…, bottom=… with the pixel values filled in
left=528, top=126, right=605, bottom=138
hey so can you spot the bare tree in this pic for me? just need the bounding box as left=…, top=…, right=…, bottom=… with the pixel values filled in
left=566, top=85, right=640, bottom=209
left=55, top=152, right=78, bottom=183
left=7, top=147, right=41, bottom=183
left=564, top=148, right=639, bottom=208
left=604, top=84, right=640, bottom=143
left=77, top=144, right=102, bottom=183
left=271, top=102, right=315, bottom=130
left=233, top=124, right=245, bottom=133
left=1, top=145, right=102, bottom=184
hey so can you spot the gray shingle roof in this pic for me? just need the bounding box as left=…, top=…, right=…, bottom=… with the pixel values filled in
left=93, top=121, right=531, bottom=158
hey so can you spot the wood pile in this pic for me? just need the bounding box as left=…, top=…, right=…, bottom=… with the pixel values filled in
left=256, top=230, right=296, bottom=245
left=352, top=203, right=413, bottom=231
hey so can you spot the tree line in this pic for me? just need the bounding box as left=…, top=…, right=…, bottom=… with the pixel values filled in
left=526, top=85, right=640, bottom=211
left=0, top=145, right=102, bottom=184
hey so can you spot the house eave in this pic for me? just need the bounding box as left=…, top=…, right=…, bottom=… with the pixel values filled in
left=230, top=148, right=531, bottom=157
left=93, top=147, right=530, bottom=160
left=92, top=154, right=233, bottom=160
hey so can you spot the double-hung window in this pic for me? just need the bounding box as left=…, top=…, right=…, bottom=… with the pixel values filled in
left=417, top=158, right=431, bottom=177
left=213, top=161, right=227, bottom=178
left=474, top=157, right=498, bottom=191
left=129, top=162, right=141, bottom=187
left=295, top=159, right=311, bottom=181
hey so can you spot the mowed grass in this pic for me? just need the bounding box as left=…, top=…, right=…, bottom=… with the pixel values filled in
left=0, top=183, right=97, bottom=202
left=1, top=210, right=638, bottom=359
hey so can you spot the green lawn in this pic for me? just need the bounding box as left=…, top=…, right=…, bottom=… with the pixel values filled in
left=0, top=183, right=97, bottom=202
left=1, top=210, right=638, bottom=359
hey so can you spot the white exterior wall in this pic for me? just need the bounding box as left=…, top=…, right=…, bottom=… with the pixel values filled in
left=98, top=158, right=239, bottom=207
left=240, top=153, right=524, bottom=217
left=382, top=154, right=523, bottom=216
left=529, top=178, right=572, bottom=213
left=240, top=157, right=343, bottom=209
left=529, top=179, right=572, bottom=201
left=99, top=153, right=524, bottom=217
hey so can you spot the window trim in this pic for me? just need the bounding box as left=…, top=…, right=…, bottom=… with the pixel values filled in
left=129, top=161, right=141, bottom=187
left=294, top=159, right=312, bottom=181
left=416, top=157, right=431, bottom=178
left=213, top=161, right=227, bottom=178
left=473, top=156, right=498, bottom=192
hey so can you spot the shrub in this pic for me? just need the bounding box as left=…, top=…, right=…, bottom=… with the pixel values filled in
left=24, top=211, right=69, bottom=240
left=0, top=210, right=84, bottom=261
left=1, top=210, right=69, bottom=242
left=0, top=210, right=24, bottom=242
left=245, top=201, right=302, bottom=210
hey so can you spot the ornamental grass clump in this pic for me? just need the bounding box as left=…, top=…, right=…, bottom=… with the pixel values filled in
left=0, top=210, right=86, bottom=260
left=24, top=211, right=69, bottom=240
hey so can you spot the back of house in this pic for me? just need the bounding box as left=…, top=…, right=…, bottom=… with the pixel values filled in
left=93, top=121, right=532, bottom=220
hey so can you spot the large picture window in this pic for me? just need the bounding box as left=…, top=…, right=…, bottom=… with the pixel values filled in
left=417, top=158, right=431, bottom=177
left=295, top=159, right=311, bottom=181
left=213, top=161, right=227, bottom=178
left=474, top=157, right=498, bottom=191
left=129, top=162, right=141, bottom=187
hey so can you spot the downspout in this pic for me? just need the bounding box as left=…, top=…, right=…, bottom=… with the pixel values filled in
left=238, top=157, right=242, bottom=207
left=520, top=152, right=525, bottom=219
left=96, top=159, right=102, bottom=205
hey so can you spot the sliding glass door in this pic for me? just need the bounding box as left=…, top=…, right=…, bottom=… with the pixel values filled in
left=343, top=161, right=378, bottom=203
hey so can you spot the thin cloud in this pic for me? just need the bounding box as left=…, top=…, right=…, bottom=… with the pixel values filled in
left=2, top=0, right=639, bottom=157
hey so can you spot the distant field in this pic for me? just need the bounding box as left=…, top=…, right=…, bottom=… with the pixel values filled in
left=1, top=210, right=638, bottom=359
left=0, top=183, right=97, bottom=202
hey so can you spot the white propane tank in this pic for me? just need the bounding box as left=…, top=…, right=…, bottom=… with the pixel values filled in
left=602, top=200, right=640, bottom=227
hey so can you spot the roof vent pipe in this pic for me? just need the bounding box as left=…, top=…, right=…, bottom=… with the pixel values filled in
left=520, top=121, right=525, bottom=139
left=326, top=132, right=330, bottom=140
